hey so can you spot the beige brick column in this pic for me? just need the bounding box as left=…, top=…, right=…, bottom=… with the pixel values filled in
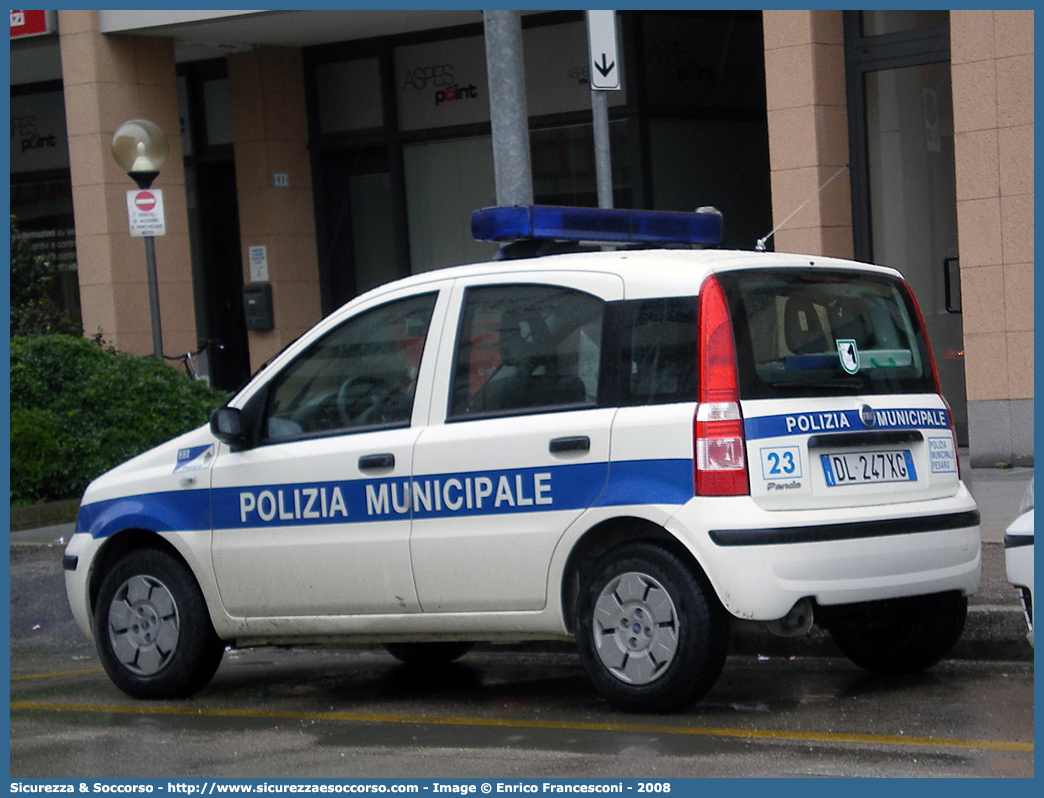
left=762, top=10, right=853, bottom=258
left=952, top=10, right=1034, bottom=466
left=228, top=46, right=321, bottom=374
left=58, top=9, right=196, bottom=357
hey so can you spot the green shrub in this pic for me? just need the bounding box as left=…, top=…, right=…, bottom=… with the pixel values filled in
left=10, top=334, right=230, bottom=505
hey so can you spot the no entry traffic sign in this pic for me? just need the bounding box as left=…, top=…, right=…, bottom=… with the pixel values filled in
left=126, top=189, right=166, bottom=237
left=134, top=191, right=157, bottom=212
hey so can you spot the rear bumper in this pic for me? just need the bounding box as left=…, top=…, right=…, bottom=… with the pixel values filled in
left=668, top=485, right=982, bottom=622
left=709, top=509, right=979, bottom=546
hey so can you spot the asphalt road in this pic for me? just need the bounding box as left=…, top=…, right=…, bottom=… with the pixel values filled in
left=9, top=543, right=1034, bottom=779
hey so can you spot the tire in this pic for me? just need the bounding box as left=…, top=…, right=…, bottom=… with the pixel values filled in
left=383, top=641, right=474, bottom=665
left=93, top=549, right=225, bottom=699
left=575, top=543, right=728, bottom=712
left=823, top=592, right=968, bottom=675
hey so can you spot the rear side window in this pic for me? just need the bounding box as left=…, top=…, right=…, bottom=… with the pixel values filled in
left=616, top=297, right=697, bottom=406
left=718, top=269, right=936, bottom=399
left=450, top=284, right=604, bottom=419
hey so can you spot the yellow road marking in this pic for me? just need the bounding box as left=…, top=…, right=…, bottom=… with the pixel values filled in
left=10, top=700, right=1032, bottom=753
left=10, top=668, right=105, bottom=681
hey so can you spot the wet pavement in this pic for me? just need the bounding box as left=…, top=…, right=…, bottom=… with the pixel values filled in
left=9, top=463, right=1033, bottom=778
left=9, top=542, right=1034, bottom=779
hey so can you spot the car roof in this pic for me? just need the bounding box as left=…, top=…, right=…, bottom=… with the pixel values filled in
left=236, top=248, right=905, bottom=407
left=349, top=248, right=904, bottom=306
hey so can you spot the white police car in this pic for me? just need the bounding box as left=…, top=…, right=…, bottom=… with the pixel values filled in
left=1004, top=477, right=1033, bottom=647
left=64, top=205, right=981, bottom=711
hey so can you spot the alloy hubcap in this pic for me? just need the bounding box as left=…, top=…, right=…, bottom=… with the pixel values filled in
left=107, top=574, right=180, bottom=676
left=592, top=571, right=679, bottom=685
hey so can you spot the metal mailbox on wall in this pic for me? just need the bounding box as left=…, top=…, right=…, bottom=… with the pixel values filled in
left=242, top=282, right=274, bottom=331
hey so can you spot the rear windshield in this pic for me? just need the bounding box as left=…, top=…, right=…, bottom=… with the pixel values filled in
left=717, top=268, right=937, bottom=399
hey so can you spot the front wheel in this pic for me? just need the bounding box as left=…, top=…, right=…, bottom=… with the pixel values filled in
left=93, top=548, right=224, bottom=699
left=575, top=543, right=728, bottom=712
left=822, top=592, right=967, bottom=675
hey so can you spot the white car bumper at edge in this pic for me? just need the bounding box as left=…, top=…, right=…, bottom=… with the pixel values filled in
left=1004, top=509, right=1034, bottom=648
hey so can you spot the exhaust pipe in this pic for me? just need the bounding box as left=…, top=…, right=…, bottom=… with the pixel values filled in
left=765, top=597, right=814, bottom=638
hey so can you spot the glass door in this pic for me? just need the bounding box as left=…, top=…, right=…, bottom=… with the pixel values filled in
left=845, top=12, right=967, bottom=444
left=315, top=148, right=408, bottom=312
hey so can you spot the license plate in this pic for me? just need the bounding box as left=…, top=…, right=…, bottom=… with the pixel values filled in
left=820, top=450, right=917, bottom=486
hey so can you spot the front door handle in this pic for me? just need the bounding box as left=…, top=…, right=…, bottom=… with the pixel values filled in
left=549, top=435, right=591, bottom=454
left=359, top=453, right=395, bottom=470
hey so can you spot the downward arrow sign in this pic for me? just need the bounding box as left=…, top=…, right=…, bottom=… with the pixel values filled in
left=594, top=53, right=616, bottom=78
left=587, top=11, right=620, bottom=90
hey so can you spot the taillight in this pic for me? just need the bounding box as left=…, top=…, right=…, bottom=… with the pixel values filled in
left=903, top=278, right=962, bottom=480
left=695, top=274, right=749, bottom=496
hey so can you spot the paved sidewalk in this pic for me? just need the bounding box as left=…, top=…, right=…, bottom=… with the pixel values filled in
left=963, top=465, right=1033, bottom=542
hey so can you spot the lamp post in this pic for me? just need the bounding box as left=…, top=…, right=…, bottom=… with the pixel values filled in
left=111, top=119, right=168, bottom=359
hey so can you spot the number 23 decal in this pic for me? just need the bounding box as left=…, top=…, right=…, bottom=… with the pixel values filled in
left=760, top=446, right=802, bottom=480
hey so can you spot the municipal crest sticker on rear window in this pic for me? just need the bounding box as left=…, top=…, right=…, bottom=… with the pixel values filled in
left=837, top=339, right=859, bottom=374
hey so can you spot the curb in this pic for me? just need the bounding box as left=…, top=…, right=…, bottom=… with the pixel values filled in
left=957, top=605, right=1035, bottom=660
left=729, top=605, right=1033, bottom=662
left=9, top=499, right=80, bottom=531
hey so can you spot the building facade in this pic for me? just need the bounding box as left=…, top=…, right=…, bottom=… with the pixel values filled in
left=9, top=9, right=1033, bottom=466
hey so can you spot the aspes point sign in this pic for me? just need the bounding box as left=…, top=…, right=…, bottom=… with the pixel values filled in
left=126, top=189, right=167, bottom=237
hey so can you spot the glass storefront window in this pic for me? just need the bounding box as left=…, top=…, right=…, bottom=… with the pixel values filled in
left=394, top=36, right=489, bottom=132
left=863, top=63, right=965, bottom=441
left=861, top=10, right=948, bottom=37
left=403, top=136, right=498, bottom=273
left=10, top=178, right=81, bottom=326
left=531, top=122, right=631, bottom=208
left=648, top=118, right=771, bottom=251
left=523, top=19, right=626, bottom=114
left=642, top=12, right=766, bottom=111
left=309, top=12, right=771, bottom=307
left=203, top=78, right=234, bottom=145
left=349, top=173, right=396, bottom=294
left=11, top=86, right=79, bottom=323
left=317, top=58, right=383, bottom=133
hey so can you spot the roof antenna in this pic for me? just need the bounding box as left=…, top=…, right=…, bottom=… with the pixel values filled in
left=755, top=164, right=849, bottom=252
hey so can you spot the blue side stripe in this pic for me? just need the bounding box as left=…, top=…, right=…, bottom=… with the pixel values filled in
left=597, top=459, right=694, bottom=507
left=212, top=462, right=609, bottom=529
left=77, top=458, right=695, bottom=538
left=76, top=491, right=211, bottom=540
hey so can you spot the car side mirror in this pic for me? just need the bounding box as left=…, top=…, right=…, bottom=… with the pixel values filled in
left=211, top=407, right=247, bottom=449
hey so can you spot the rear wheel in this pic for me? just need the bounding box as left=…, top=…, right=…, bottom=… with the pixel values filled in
left=575, top=543, right=728, bottom=712
left=93, top=549, right=224, bottom=699
left=823, top=592, right=967, bottom=675
left=383, top=641, right=474, bottom=665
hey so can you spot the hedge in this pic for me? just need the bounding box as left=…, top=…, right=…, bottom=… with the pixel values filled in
left=10, top=334, right=230, bottom=505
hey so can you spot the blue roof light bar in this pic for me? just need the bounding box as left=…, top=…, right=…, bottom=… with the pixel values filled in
left=471, top=205, right=724, bottom=247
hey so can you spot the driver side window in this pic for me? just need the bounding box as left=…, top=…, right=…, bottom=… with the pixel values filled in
left=263, top=293, right=437, bottom=441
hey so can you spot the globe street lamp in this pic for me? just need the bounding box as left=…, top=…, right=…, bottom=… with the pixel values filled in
left=111, top=119, right=169, bottom=358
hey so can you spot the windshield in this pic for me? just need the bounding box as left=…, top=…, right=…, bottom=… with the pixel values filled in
left=717, top=268, right=937, bottom=399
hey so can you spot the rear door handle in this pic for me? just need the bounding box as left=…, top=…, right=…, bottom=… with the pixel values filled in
left=549, top=435, right=591, bottom=454
left=359, top=453, right=395, bottom=470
